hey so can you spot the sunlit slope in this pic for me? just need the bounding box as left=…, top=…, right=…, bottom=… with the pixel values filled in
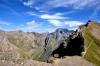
left=0, top=33, right=30, bottom=64
left=83, top=22, right=100, bottom=66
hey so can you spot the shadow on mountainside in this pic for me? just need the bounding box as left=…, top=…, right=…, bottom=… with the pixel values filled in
left=52, top=33, right=84, bottom=58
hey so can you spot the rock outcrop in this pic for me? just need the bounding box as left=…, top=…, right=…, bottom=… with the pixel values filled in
left=43, top=28, right=84, bottom=62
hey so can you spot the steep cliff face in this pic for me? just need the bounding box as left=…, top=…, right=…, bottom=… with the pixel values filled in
left=42, top=28, right=85, bottom=62
left=43, top=28, right=73, bottom=61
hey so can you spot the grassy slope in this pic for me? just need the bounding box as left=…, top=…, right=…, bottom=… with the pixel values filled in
left=83, top=22, right=100, bottom=66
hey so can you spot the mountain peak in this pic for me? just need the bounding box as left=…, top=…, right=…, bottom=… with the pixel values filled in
left=88, top=20, right=96, bottom=23
left=55, top=28, right=68, bottom=33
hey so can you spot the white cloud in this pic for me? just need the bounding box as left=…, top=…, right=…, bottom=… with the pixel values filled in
left=55, top=13, right=63, bottom=16
left=64, top=11, right=77, bottom=15
left=26, top=20, right=36, bottom=25
left=27, top=11, right=37, bottom=16
left=23, top=0, right=99, bottom=10
left=23, top=0, right=34, bottom=7
left=17, top=20, right=39, bottom=31
left=0, top=19, right=84, bottom=32
left=48, top=20, right=84, bottom=28
left=25, top=20, right=38, bottom=29
left=40, top=14, right=67, bottom=19
left=46, top=0, right=99, bottom=9
left=34, top=7, right=40, bottom=10
left=0, top=21, right=11, bottom=26
left=27, top=12, right=67, bottom=20
left=18, top=20, right=56, bottom=33
left=65, top=21, right=83, bottom=27
left=48, top=20, right=64, bottom=27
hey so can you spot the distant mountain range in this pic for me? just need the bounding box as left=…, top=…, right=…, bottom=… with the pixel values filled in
left=0, top=20, right=100, bottom=66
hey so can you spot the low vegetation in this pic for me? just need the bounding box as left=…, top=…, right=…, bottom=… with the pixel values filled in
left=83, top=22, right=100, bottom=66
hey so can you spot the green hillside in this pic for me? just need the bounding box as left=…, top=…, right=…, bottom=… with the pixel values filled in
left=83, top=22, right=100, bottom=66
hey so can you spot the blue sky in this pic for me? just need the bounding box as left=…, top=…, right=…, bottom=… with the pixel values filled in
left=0, top=0, right=100, bottom=33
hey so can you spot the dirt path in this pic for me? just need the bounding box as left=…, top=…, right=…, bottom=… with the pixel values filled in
left=52, top=56, right=95, bottom=66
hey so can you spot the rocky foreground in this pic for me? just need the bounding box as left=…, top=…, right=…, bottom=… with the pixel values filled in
left=0, top=56, right=94, bottom=66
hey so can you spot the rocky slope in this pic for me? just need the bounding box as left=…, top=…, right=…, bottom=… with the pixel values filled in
left=0, top=30, right=46, bottom=64
left=0, top=56, right=94, bottom=66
